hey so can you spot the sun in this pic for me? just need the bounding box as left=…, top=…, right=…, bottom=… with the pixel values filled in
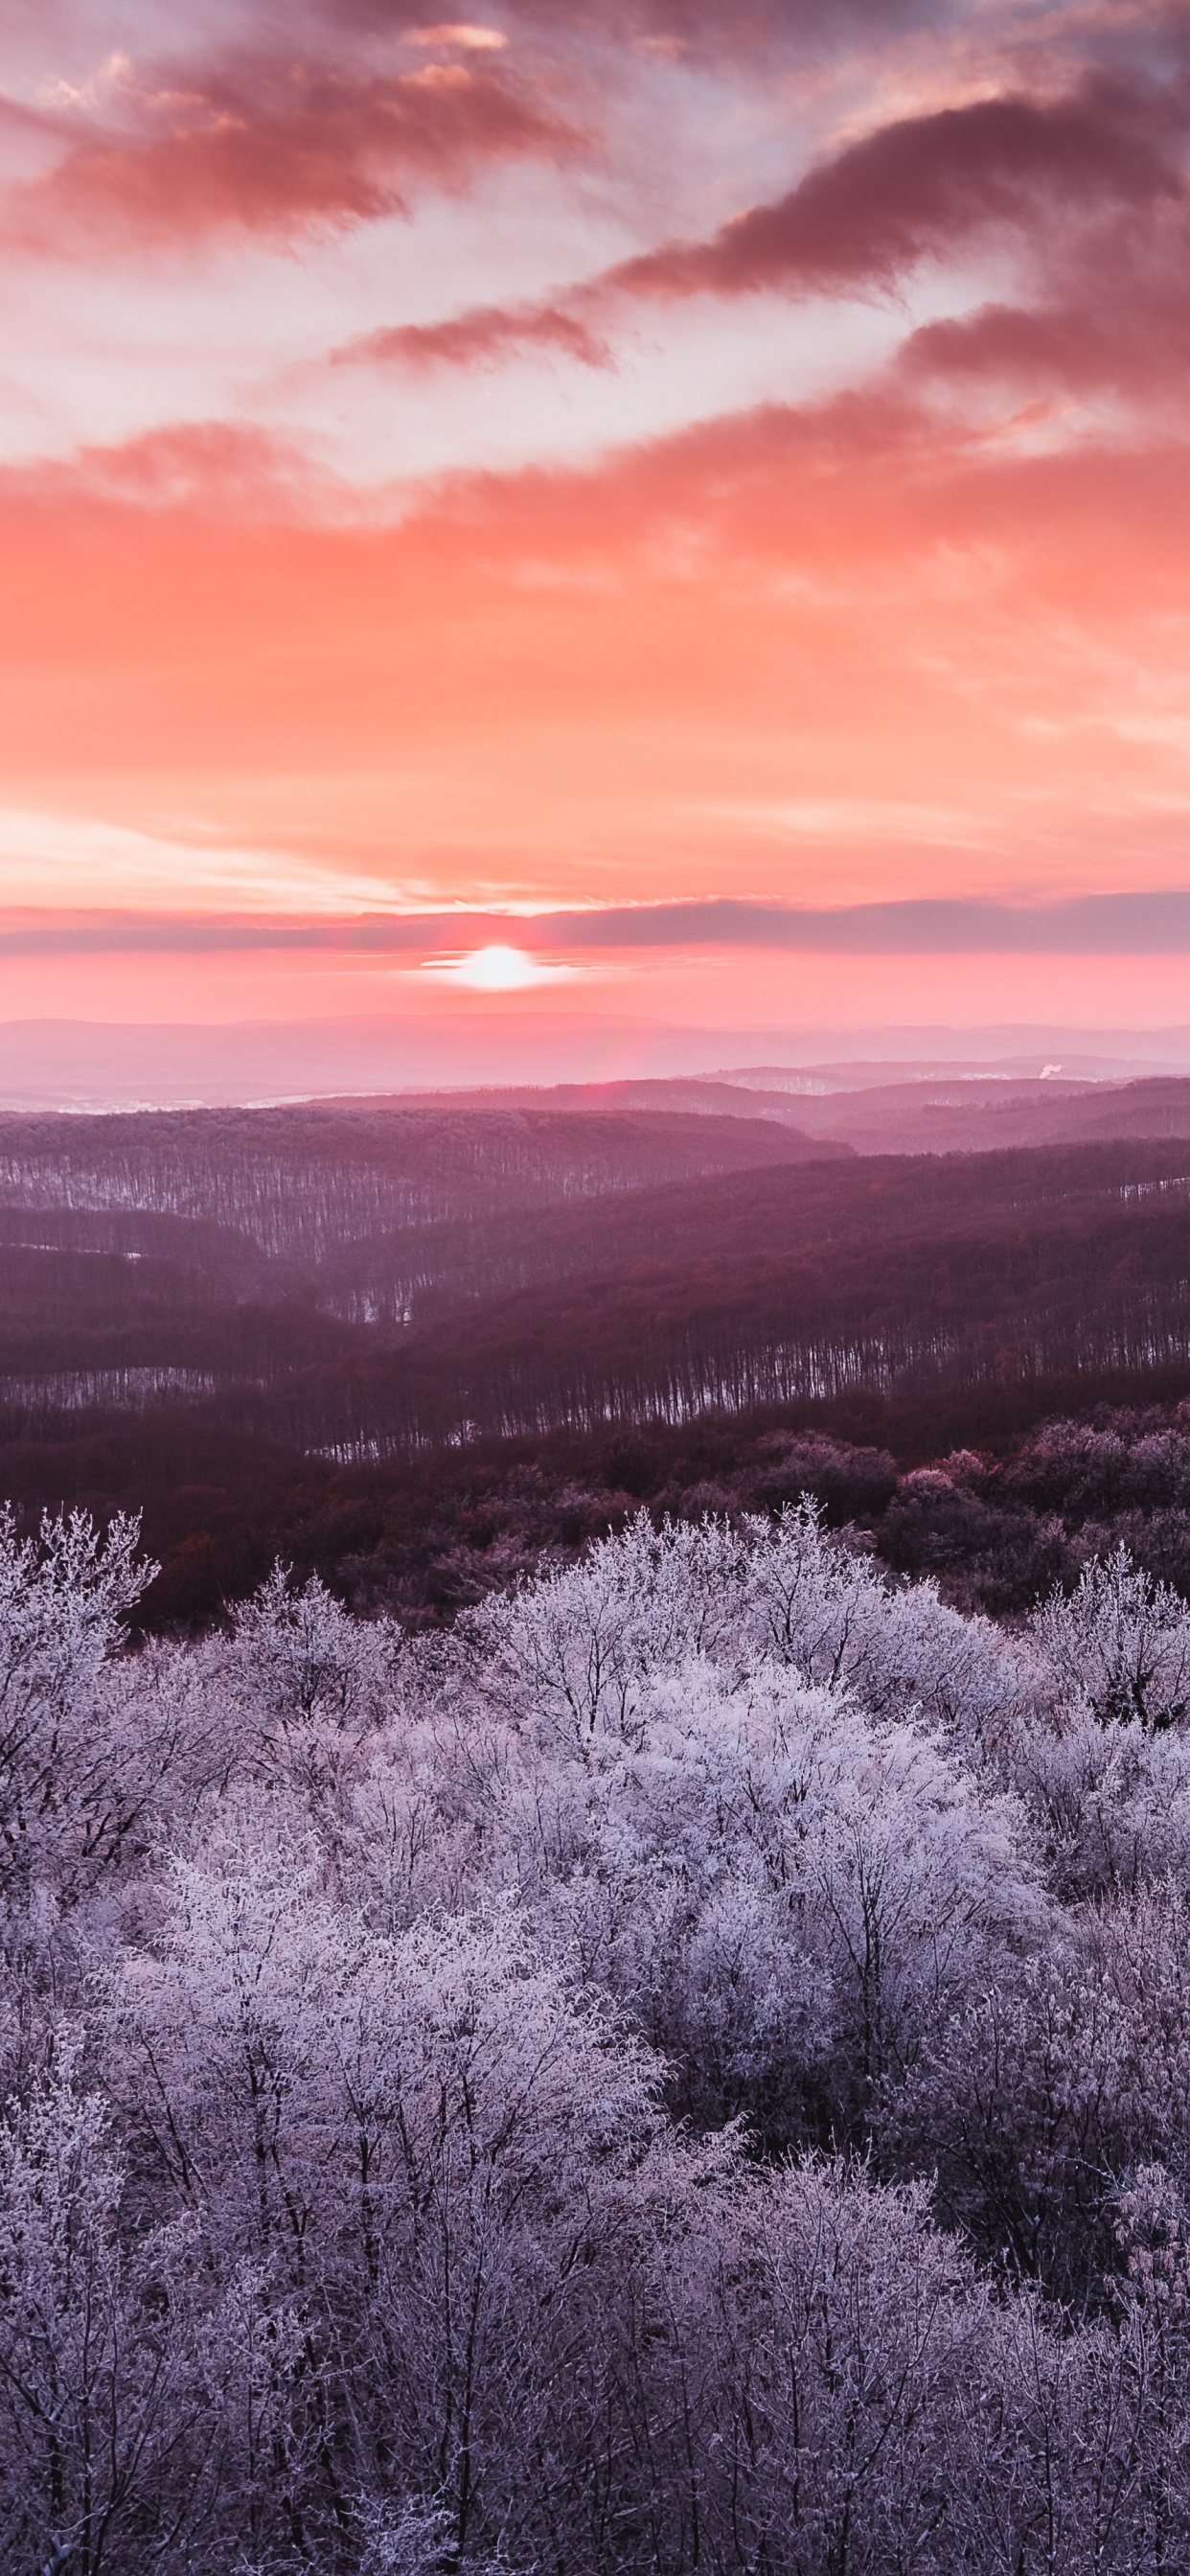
left=423, top=944, right=579, bottom=992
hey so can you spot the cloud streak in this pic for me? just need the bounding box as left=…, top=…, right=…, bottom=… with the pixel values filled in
left=338, top=299, right=612, bottom=372
left=11, top=894, right=1190, bottom=954
left=335, top=71, right=1189, bottom=396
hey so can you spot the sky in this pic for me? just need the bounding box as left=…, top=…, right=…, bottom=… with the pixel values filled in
left=3, top=0, right=1190, bottom=1068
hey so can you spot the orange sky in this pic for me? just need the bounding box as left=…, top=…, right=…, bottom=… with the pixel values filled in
left=3, top=2, right=1190, bottom=1054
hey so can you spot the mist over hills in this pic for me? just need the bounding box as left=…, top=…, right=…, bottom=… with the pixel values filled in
left=790, top=1073, right=1190, bottom=1154
left=402, top=1070, right=1190, bottom=1156
left=4, top=1014, right=1190, bottom=1109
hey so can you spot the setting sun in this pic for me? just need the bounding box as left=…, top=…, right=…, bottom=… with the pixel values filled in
left=424, top=945, right=579, bottom=992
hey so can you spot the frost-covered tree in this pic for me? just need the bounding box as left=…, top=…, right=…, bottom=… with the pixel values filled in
left=228, top=1564, right=402, bottom=1734
left=0, top=1495, right=1185, bottom=2569
left=0, top=1507, right=157, bottom=1898
left=1031, top=1547, right=1190, bottom=1731
left=0, top=2036, right=204, bottom=2575
left=1009, top=1702, right=1190, bottom=1897
left=442, top=1500, right=1035, bottom=1760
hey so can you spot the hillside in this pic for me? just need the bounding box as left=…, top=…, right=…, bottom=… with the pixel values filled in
left=5, top=1111, right=1190, bottom=1621
left=1, top=1122, right=1189, bottom=1446
left=398, top=1070, right=1190, bottom=1156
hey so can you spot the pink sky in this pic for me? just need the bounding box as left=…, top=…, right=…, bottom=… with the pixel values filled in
left=3, top=0, right=1190, bottom=1053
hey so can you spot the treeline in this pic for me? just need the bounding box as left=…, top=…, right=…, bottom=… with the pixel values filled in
left=0, top=1100, right=837, bottom=1259
left=10, top=1501, right=1190, bottom=2566
left=3, top=1129, right=1190, bottom=1439
left=172, top=1185, right=1190, bottom=1460
left=5, top=1388, right=1190, bottom=1634
left=11, top=1116, right=1190, bottom=1623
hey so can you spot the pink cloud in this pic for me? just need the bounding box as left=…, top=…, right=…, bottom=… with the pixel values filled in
left=403, top=24, right=511, bottom=49
left=15, top=421, right=332, bottom=520
left=335, top=75, right=1188, bottom=386
left=607, top=82, right=1182, bottom=300
left=6, top=44, right=580, bottom=250
left=337, top=298, right=612, bottom=371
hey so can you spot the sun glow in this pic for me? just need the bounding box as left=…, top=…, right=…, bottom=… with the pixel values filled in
left=423, top=944, right=579, bottom=991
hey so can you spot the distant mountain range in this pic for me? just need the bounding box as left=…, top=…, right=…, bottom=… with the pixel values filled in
left=394, top=1071, right=1190, bottom=1158
left=4, top=1015, right=1190, bottom=1109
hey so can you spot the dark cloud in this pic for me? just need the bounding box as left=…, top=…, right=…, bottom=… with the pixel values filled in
left=339, top=74, right=1189, bottom=382
left=327, top=0, right=954, bottom=51
left=901, top=284, right=1190, bottom=401
left=897, top=185, right=1190, bottom=402
left=7, top=46, right=578, bottom=249
left=11, top=894, right=1190, bottom=954
left=337, top=298, right=611, bottom=370
left=606, top=82, right=1183, bottom=302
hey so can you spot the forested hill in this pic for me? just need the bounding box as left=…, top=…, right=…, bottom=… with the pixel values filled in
left=6, top=1112, right=1190, bottom=1622
left=381, top=1070, right=1190, bottom=1156
left=0, top=1100, right=844, bottom=1370
left=0, top=1099, right=844, bottom=1260
left=229, top=1141, right=1190, bottom=1458
left=1, top=1122, right=1190, bottom=1451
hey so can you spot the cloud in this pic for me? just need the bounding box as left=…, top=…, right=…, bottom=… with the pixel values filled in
left=895, top=178, right=1190, bottom=405
left=900, top=283, right=1190, bottom=405
left=17, top=422, right=332, bottom=519
left=0, top=808, right=403, bottom=917
left=6, top=43, right=578, bottom=250
left=7, top=360, right=1187, bottom=601
left=336, top=296, right=612, bottom=371
left=336, top=73, right=1188, bottom=383
left=611, top=81, right=1182, bottom=294
left=4, top=370, right=1190, bottom=917
left=403, top=24, right=510, bottom=50
left=11, top=894, right=1190, bottom=954
left=339, top=0, right=955, bottom=55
